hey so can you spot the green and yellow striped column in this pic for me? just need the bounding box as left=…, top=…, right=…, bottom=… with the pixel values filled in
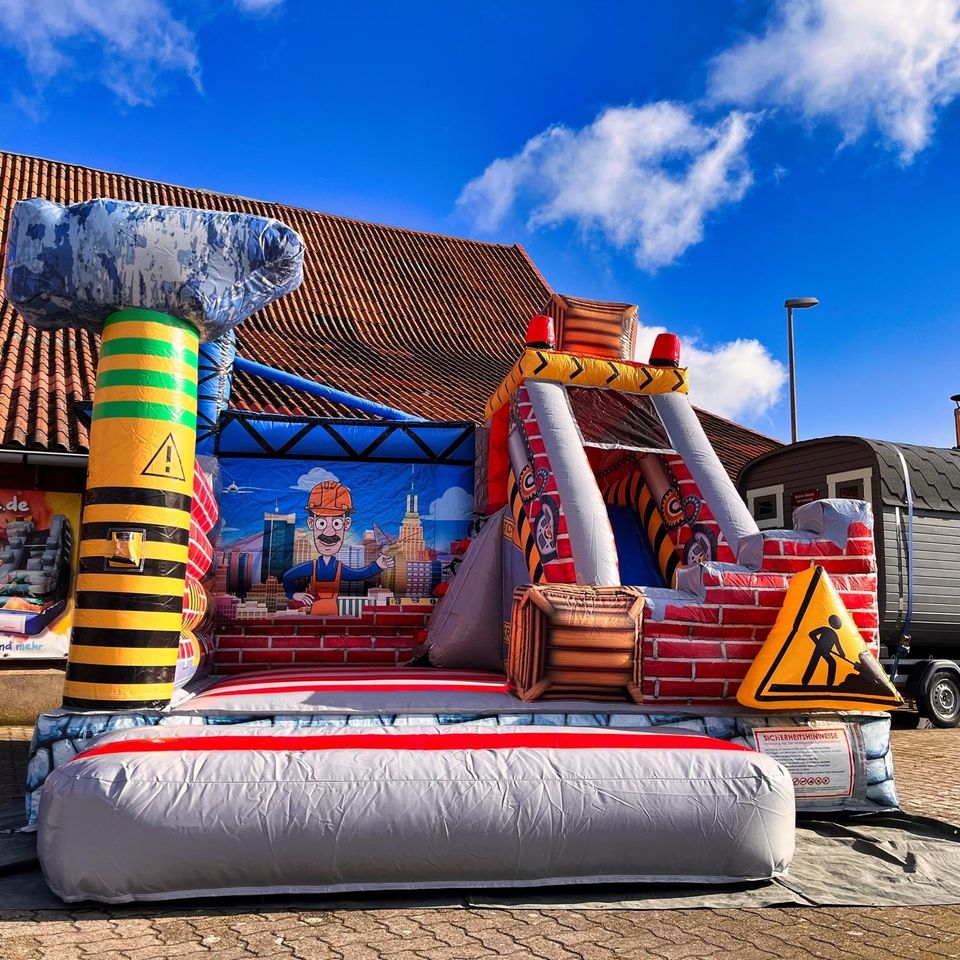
left=65, top=308, right=199, bottom=710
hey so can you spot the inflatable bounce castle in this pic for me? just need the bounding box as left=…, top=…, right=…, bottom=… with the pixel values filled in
left=7, top=198, right=902, bottom=902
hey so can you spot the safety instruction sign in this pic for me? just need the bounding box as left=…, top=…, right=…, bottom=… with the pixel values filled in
left=737, top=564, right=901, bottom=710
left=753, top=726, right=854, bottom=800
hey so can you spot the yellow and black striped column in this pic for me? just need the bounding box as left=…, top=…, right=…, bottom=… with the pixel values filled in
left=507, top=468, right=544, bottom=583
left=65, top=308, right=199, bottom=709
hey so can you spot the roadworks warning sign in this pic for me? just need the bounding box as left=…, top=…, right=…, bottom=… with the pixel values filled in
left=737, top=565, right=901, bottom=711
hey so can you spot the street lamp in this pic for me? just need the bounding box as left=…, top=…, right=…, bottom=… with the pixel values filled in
left=784, top=297, right=819, bottom=443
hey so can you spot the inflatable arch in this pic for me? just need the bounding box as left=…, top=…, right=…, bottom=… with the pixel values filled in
left=6, top=197, right=304, bottom=709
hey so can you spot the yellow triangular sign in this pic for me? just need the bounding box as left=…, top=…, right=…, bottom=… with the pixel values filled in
left=141, top=433, right=186, bottom=482
left=737, top=565, right=902, bottom=711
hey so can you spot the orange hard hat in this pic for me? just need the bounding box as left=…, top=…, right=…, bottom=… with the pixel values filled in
left=305, top=481, right=354, bottom=516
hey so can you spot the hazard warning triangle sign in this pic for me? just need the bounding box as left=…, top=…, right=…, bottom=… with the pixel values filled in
left=141, top=433, right=186, bottom=482
left=737, top=565, right=902, bottom=711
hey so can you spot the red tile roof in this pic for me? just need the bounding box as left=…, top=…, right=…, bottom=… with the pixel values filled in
left=0, top=151, right=781, bottom=478
left=694, top=407, right=783, bottom=481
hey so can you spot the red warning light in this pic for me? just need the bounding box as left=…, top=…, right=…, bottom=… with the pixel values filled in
left=649, top=333, right=681, bottom=368
left=525, top=315, right=556, bottom=350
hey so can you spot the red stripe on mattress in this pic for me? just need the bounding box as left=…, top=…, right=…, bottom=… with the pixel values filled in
left=76, top=730, right=751, bottom=759
left=209, top=670, right=509, bottom=688
left=208, top=674, right=509, bottom=691
left=199, top=680, right=512, bottom=699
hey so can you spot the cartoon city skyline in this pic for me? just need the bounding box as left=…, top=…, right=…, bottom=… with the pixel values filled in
left=214, top=461, right=471, bottom=622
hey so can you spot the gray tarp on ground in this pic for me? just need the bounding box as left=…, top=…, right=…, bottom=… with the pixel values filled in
left=37, top=724, right=794, bottom=903
left=10, top=811, right=960, bottom=910
left=472, top=813, right=960, bottom=909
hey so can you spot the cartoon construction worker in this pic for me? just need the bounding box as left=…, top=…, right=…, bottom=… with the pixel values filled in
left=803, top=614, right=845, bottom=687
left=282, top=481, right=394, bottom=616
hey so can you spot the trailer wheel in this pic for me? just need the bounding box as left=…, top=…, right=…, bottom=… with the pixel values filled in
left=921, top=671, right=960, bottom=728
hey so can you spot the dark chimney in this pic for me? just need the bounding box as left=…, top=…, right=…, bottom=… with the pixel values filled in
left=952, top=395, right=960, bottom=448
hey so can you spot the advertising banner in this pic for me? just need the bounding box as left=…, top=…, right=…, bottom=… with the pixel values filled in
left=215, top=459, right=474, bottom=629
left=0, top=489, right=81, bottom=659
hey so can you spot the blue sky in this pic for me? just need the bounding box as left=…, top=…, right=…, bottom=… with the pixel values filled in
left=1, top=1, right=958, bottom=444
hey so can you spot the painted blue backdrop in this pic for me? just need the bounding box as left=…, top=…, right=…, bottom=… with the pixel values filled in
left=214, top=458, right=474, bottom=624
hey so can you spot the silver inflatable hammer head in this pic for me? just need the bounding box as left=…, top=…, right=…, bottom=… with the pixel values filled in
left=5, top=197, right=304, bottom=341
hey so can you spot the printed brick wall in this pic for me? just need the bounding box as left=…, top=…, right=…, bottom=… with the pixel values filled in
left=512, top=386, right=577, bottom=583
left=212, top=605, right=431, bottom=674
left=662, top=454, right=737, bottom=565
left=642, top=501, right=878, bottom=704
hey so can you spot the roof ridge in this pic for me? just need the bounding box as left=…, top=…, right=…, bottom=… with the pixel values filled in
left=0, top=148, right=527, bottom=252
left=514, top=244, right=554, bottom=298
left=862, top=437, right=960, bottom=457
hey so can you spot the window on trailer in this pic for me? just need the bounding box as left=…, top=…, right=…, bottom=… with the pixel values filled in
left=827, top=468, right=873, bottom=504
left=746, top=484, right=784, bottom=529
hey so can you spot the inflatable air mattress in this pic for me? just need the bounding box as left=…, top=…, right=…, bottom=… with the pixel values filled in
left=38, top=724, right=794, bottom=902
left=177, top=666, right=518, bottom=714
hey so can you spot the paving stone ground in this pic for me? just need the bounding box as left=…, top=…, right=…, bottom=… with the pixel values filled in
left=2, top=723, right=959, bottom=959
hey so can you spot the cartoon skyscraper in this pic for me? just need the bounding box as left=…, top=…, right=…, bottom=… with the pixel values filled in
left=262, top=508, right=295, bottom=583
left=398, top=472, right=430, bottom=563
left=293, top=528, right=313, bottom=565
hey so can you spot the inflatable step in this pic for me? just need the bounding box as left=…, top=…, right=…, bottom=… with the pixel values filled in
left=38, top=724, right=795, bottom=902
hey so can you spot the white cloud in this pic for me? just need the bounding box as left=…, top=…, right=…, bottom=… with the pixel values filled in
left=234, top=0, right=284, bottom=12
left=458, top=103, right=755, bottom=271
left=633, top=323, right=786, bottom=422
left=709, top=0, right=960, bottom=162
left=424, top=486, right=473, bottom=522
left=0, top=0, right=201, bottom=106
left=291, top=466, right=339, bottom=492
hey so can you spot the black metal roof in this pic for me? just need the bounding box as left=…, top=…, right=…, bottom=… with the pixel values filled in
left=741, top=436, right=960, bottom=515
left=862, top=440, right=960, bottom=514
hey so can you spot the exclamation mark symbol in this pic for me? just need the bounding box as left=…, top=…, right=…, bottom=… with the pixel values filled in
left=141, top=433, right=185, bottom=481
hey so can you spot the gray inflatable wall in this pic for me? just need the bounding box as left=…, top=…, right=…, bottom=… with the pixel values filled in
left=39, top=724, right=795, bottom=902
left=524, top=381, right=621, bottom=586
left=426, top=509, right=507, bottom=671
left=651, top=393, right=761, bottom=562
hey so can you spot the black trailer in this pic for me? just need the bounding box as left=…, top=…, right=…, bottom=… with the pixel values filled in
left=740, top=437, right=960, bottom=725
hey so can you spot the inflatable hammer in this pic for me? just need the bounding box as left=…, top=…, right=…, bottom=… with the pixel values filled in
left=5, top=198, right=304, bottom=709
